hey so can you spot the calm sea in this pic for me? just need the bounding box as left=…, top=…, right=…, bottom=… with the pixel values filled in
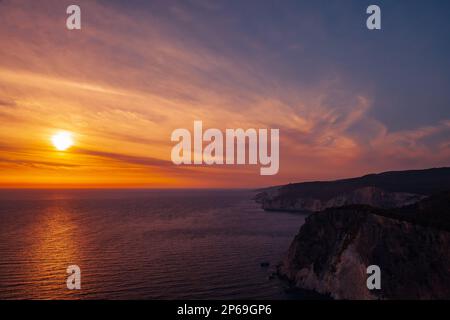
left=0, top=189, right=308, bottom=299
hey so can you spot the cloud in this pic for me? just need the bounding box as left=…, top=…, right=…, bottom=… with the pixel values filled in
left=74, top=148, right=174, bottom=168
left=0, top=98, right=16, bottom=108
left=0, top=0, right=448, bottom=187
left=0, top=157, right=82, bottom=169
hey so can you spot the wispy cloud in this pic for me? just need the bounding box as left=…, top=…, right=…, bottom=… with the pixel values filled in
left=0, top=0, right=448, bottom=187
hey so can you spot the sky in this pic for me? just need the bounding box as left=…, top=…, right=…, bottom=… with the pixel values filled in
left=0, top=0, right=449, bottom=188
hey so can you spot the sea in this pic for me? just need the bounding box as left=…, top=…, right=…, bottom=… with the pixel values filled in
left=0, top=189, right=308, bottom=299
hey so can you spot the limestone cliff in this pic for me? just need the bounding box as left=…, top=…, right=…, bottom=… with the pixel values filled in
left=278, top=205, right=450, bottom=299
left=257, top=186, right=424, bottom=212
left=255, top=167, right=450, bottom=212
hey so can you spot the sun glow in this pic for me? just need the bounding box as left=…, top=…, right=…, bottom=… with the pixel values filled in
left=51, top=131, right=74, bottom=151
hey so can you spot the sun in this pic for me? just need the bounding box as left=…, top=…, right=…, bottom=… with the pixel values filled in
left=51, top=131, right=74, bottom=151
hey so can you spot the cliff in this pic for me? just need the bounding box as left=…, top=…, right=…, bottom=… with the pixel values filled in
left=255, top=167, right=450, bottom=212
left=256, top=186, right=425, bottom=212
left=278, top=198, right=450, bottom=299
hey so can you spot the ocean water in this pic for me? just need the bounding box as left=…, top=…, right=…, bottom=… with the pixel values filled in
left=0, top=189, right=308, bottom=299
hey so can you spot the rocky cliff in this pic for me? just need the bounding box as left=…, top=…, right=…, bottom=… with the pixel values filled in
left=255, top=167, right=450, bottom=212
left=278, top=202, right=450, bottom=299
left=256, top=186, right=424, bottom=212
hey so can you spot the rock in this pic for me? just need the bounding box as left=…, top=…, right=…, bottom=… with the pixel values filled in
left=255, top=167, right=450, bottom=212
left=260, top=168, right=450, bottom=299
left=278, top=203, right=450, bottom=299
left=259, top=186, right=425, bottom=212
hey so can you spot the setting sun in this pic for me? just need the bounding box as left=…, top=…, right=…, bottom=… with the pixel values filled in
left=51, top=131, right=74, bottom=151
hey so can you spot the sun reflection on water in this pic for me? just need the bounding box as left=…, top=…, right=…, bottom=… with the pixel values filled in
left=25, top=203, right=83, bottom=299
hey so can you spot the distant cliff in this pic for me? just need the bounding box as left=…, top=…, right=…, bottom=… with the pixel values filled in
left=278, top=194, right=450, bottom=299
left=255, top=167, right=450, bottom=212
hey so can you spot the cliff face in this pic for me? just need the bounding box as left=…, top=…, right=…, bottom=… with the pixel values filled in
left=278, top=206, right=450, bottom=300
left=255, top=167, right=450, bottom=212
left=257, top=186, right=424, bottom=212
left=268, top=168, right=450, bottom=299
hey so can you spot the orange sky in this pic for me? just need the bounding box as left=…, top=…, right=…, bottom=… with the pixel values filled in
left=0, top=0, right=449, bottom=188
